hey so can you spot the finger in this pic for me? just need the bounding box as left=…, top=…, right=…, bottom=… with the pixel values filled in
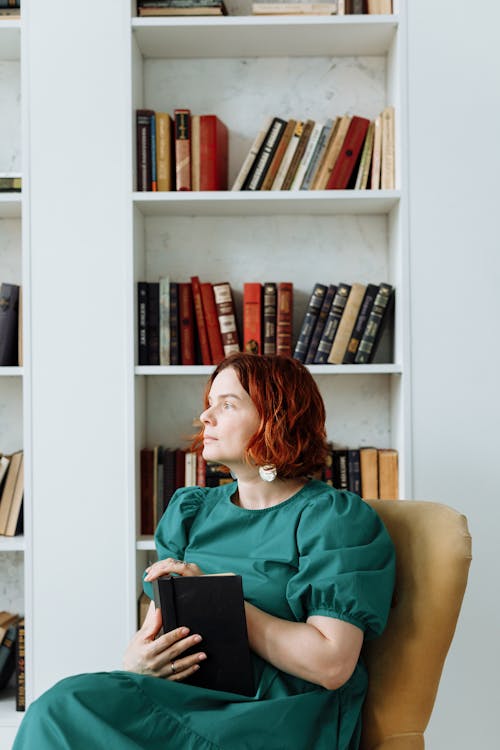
left=151, top=632, right=202, bottom=663
left=168, top=662, right=202, bottom=682
left=148, top=626, right=191, bottom=657
left=144, top=559, right=200, bottom=581
left=165, top=652, right=207, bottom=681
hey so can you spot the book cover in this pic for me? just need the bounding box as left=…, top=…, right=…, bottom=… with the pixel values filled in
left=327, top=282, right=366, bottom=364
left=326, top=116, right=370, bottom=189
left=300, top=118, right=334, bottom=191
left=147, top=281, right=160, bottom=365
left=179, top=282, right=196, bottom=365
left=313, top=283, right=350, bottom=364
left=360, top=446, right=379, bottom=499
left=0, top=622, right=17, bottom=690
left=136, top=109, right=155, bottom=191
left=354, top=120, right=374, bottom=190
left=276, top=282, right=293, bottom=356
left=243, top=117, right=287, bottom=191
left=200, top=282, right=225, bottom=364
left=270, top=121, right=303, bottom=191
left=262, top=281, right=277, bottom=355
left=191, top=276, right=212, bottom=365
left=212, top=282, right=240, bottom=356
left=281, top=119, right=315, bottom=191
left=260, top=118, right=296, bottom=191
left=156, top=112, right=174, bottom=191
left=293, top=283, right=327, bottom=362
left=381, top=105, right=395, bottom=190
left=342, top=283, right=379, bottom=363
left=0, top=283, right=20, bottom=366
left=152, top=575, right=255, bottom=696
left=0, top=451, right=23, bottom=535
left=192, top=114, right=229, bottom=191
left=243, top=282, right=262, bottom=355
left=347, top=448, right=361, bottom=495
left=304, top=283, right=336, bottom=364
left=311, top=115, right=350, bottom=190
left=354, top=283, right=394, bottom=364
left=159, top=276, right=170, bottom=366
left=4, top=451, right=24, bottom=537
left=140, top=448, right=155, bottom=536
left=174, top=108, right=192, bottom=191
left=231, top=116, right=274, bottom=191
left=15, top=618, right=25, bottom=711
left=370, top=114, right=382, bottom=189
left=169, top=282, right=180, bottom=365
left=290, top=120, right=323, bottom=190
left=378, top=448, right=398, bottom=499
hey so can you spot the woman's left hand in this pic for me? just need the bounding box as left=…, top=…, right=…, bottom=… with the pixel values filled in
left=144, top=557, right=204, bottom=583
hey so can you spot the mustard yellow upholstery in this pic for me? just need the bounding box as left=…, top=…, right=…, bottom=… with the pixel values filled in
left=361, top=500, right=472, bottom=750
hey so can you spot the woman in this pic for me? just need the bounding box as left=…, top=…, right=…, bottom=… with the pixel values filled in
left=14, top=353, right=395, bottom=750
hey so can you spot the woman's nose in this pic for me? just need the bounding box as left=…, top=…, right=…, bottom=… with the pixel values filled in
left=200, top=406, right=214, bottom=424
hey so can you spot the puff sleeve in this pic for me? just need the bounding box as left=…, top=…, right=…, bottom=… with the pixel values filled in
left=286, top=489, right=395, bottom=640
left=142, top=486, right=203, bottom=600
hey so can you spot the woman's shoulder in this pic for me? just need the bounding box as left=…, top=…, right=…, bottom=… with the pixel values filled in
left=167, top=482, right=234, bottom=516
left=301, top=479, right=368, bottom=515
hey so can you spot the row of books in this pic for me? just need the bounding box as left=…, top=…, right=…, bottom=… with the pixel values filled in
left=135, top=0, right=392, bottom=18
left=0, top=282, right=22, bottom=367
left=136, top=109, right=228, bottom=192
left=138, top=277, right=294, bottom=366
left=293, top=281, right=394, bottom=365
left=0, top=612, right=25, bottom=711
left=0, top=450, right=24, bottom=536
left=232, top=108, right=395, bottom=192
left=136, top=0, right=228, bottom=15
left=0, top=176, right=22, bottom=192
left=140, top=443, right=398, bottom=534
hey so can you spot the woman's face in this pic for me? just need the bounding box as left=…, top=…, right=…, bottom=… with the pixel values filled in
left=200, top=367, right=260, bottom=466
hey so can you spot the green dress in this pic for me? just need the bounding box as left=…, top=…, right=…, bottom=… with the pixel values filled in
left=13, top=480, right=395, bottom=750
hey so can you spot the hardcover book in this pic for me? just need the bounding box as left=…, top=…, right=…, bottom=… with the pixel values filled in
left=304, top=283, right=336, bottom=364
left=200, top=282, right=225, bottom=364
left=191, top=114, right=229, bottom=191
left=243, top=282, right=263, bottom=355
left=360, top=446, right=379, bottom=499
left=327, top=282, right=366, bottom=364
left=231, top=116, right=273, bottom=191
left=0, top=622, right=18, bottom=690
left=281, top=119, right=315, bottom=191
left=276, top=282, right=293, bottom=356
left=152, top=574, right=255, bottom=696
left=262, top=282, right=277, bottom=355
left=179, top=282, right=196, bottom=365
left=313, top=283, right=350, bottom=364
left=0, top=283, right=20, bottom=366
left=381, top=105, right=395, bottom=190
left=155, top=112, right=174, bottom=191
left=136, top=109, right=155, bottom=191
left=191, top=276, right=212, bottom=365
left=300, top=118, right=334, bottom=191
left=354, top=282, right=394, bottom=364
left=378, top=448, right=398, bottom=499
left=0, top=451, right=23, bottom=535
left=271, top=121, right=303, bottom=191
left=243, top=117, right=287, bottom=191
left=147, top=281, right=160, bottom=365
left=174, top=109, right=192, bottom=191
left=325, top=115, right=370, bottom=189
left=212, top=282, right=240, bottom=356
left=260, top=118, right=296, bottom=191
left=342, top=283, right=379, bottom=363
left=311, top=115, right=350, bottom=190
left=293, top=283, right=327, bottom=362
left=138, top=282, right=148, bottom=366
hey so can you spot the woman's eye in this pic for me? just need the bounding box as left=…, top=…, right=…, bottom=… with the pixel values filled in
left=223, top=401, right=234, bottom=410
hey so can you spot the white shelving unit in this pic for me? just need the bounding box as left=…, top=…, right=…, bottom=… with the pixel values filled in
left=127, top=5, right=411, bottom=626
left=0, top=14, right=29, bottom=741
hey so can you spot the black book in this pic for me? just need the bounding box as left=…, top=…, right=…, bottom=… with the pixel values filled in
left=0, top=283, right=20, bottom=366
left=0, top=622, right=18, bottom=690
left=152, top=574, right=254, bottom=697
left=304, top=283, right=336, bottom=364
left=354, top=283, right=394, bottom=364
left=342, top=283, right=379, bottom=364
left=332, top=448, right=349, bottom=490
left=169, top=281, right=180, bottom=365
left=137, top=282, right=148, bottom=365
left=242, top=117, right=287, bottom=191
left=293, top=282, right=327, bottom=363
left=147, top=282, right=160, bottom=365
left=313, top=283, right=351, bottom=364
left=347, top=448, right=361, bottom=495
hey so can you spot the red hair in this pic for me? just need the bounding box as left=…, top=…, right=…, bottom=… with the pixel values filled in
left=192, top=353, right=328, bottom=479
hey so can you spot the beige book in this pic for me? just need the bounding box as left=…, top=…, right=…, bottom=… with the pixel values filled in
left=378, top=448, right=399, bottom=499
left=271, top=121, right=303, bottom=190
left=311, top=115, right=351, bottom=190
left=360, top=447, right=379, bottom=500
left=327, top=283, right=367, bottom=363
left=354, top=121, right=374, bottom=190
left=0, top=451, right=23, bottom=535
left=156, top=112, right=173, bottom=191
left=4, top=452, right=24, bottom=537
left=261, top=118, right=296, bottom=190
left=290, top=120, right=323, bottom=190
left=381, top=105, right=395, bottom=190
left=370, top=114, right=382, bottom=189
left=252, top=2, right=338, bottom=14
left=367, top=0, right=392, bottom=13
left=191, top=114, right=201, bottom=191
left=231, top=116, right=273, bottom=191
left=18, top=285, right=23, bottom=366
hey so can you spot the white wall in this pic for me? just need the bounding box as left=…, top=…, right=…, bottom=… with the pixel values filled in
left=407, top=1, right=500, bottom=747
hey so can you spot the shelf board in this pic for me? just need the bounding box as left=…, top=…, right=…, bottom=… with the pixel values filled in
left=136, top=364, right=402, bottom=376
left=0, top=535, right=25, bottom=551
left=132, top=15, right=398, bottom=59
left=0, top=20, right=21, bottom=61
left=0, top=193, right=22, bottom=218
left=0, top=366, right=23, bottom=377
left=133, top=190, right=400, bottom=217
left=0, top=689, right=23, bottom=727
left=137, top=537, right=155, bottom=551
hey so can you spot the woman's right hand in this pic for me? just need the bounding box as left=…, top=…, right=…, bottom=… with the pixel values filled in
left=123, top=600, right=207, bottom=681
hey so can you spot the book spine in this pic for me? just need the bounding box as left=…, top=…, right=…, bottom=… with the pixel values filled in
left=140, top=448, right=154, bottom=536
left=378, top=448, right=399, bottom=499
left=136, top=109, right=154, bottom=191
left=262, top=281, right=277, bottom=355
left=15, top=618, right=25, bottom=711
left=159, top=276, right=170, bottom=366
left=147, top=281, right=160, bottom=365
left=370, top=114, right=382, bottom=189
left=137, top=282, right=148, bottom=366
left=271, top=122, right=302, bottom=190
left=304, top=283, right=336, bottom=364
left=174, top=109, right=192, bottom=191
left=191, top=276, right=212, bottom=365
left=0, top=283, right=19, bottom=366
left=200, top=283, right=225, bottom=364
left=342, top=283, right=379, bottom=363
left=360, top=446, right=379, bottom=499
left=260, top=118, right=296, bottom=191
left=0, top=623, right=17, bottom=690
left=191, top=114, right=201, bottom=191
left=281, top=119, right=315, bottom=191
left=354, top=120, right=375, bottom=190
left=327, top=282, right=366, bottom=364
left=196, top=453, right=207, bottom=487
left=354, top=283, right=394, bottom=364
left=179, top=282, right=196, bottom=365
left=231, top=116, right=273, bottom=191
left=300, top=118, right=334, bottom=191
left=347, top=448, right=361, bottom=495
left=381, top=105, right=395, bottom=190
left=213, top=282, right=240, bottom=356
left=243, top=117, right=287, bottom=191
left=199, top=115, right=229, bottom=191
left=290, top=120, right=323, bottom=190
left=156, top=112, right=173, bottom=191
left=276, top=282, right=293, bottom=356
left=293, top=283, right=327, bottom=362
left=243, top=282, right=262, bottom=355
left=312, top=115, right=351, bottom=190
left=4, top=451, right=24, bottom=537
left=332, top=449, right=349, bottom=489
left=326, top=116, right=370, bottom=189
left=150, top=113, right=157, bottom=191
left=313, top=283, right=351, bottom=364
left=169, top=282, right=180, bottom=365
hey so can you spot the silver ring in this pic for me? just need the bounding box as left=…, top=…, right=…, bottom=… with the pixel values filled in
left=170, top=661, right=177, bottom=675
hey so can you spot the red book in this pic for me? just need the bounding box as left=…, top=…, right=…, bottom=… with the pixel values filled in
left=190, top=276, right=212, bottom=365
left=277, top=282, right=293, bottom=357
left=174, top=108, right=191, bottom=191
left=200, top=282, right=225, bottom=364
left=192, top=115, right=229, bottom=191
left=326, top=116, right=370, bottom=190
left=140, top=448, right=154, bottom=535
left=213, top=281, right=240, bottom=357
left=243, top=283, right=262, bottom=355
left=178, top=282, right=196, bottom=365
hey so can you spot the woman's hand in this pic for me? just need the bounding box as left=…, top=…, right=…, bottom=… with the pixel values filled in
left=144, top=557, right=204, bottom=582
left=123, top=600, right=207, bottom=681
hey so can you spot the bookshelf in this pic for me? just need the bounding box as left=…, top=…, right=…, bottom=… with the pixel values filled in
left=127, top=1, right=410, bottom=631
left=0, top=15, right=29, bottom=735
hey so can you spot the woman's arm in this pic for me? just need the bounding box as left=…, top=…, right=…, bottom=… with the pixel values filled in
left=244, top=603, right=363, bottom=691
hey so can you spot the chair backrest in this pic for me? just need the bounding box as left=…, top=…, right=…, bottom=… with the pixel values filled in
left=361, top=500, right=472, bottom=750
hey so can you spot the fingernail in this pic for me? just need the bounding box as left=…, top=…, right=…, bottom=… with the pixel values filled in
left=193, top=634, right=202, bottom=643
left=180, top=627, right=189, bottom=635
left=198, top=653, right=207, bottom=661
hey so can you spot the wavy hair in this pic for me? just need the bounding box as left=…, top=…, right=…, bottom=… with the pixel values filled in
left=192, top=353, right=328, bottom=479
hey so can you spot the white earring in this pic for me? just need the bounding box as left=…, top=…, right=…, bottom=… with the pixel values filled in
left=259, top=464, right=277, bottom=482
